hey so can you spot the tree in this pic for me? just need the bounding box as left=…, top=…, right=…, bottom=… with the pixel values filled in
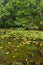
left=0, top=0, right=43, bottom=30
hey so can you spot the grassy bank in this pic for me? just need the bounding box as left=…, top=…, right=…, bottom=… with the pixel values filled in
left=0, top=29, right=43, bottom=40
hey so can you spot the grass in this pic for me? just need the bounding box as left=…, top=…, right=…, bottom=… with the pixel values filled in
left=0, top=29, right=43, bottom=65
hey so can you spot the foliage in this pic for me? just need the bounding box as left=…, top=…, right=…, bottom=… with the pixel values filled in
left=0, top=0, right=43, bottom=30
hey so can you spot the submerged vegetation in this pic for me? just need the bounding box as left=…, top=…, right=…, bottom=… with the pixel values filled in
left=0, top=29, right=43, bottom=65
